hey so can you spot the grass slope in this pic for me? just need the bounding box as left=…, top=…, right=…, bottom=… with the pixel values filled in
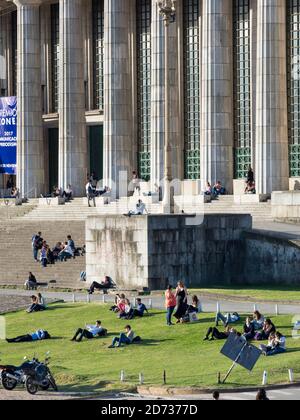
left=0, top=303, right=299, bottom=392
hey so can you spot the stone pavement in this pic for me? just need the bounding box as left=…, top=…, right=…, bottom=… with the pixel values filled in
left=253, top=220, right=300, bottom=240
left=0, top=289, right=299, bottom=317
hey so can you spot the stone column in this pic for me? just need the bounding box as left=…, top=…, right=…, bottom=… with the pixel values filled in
left=103, top=0, right=134, bottom=198
left=150, top=1, right=181, bottom=192
left=150, top=0, right=164, bottom=191
left=0, top=12, right=8, bottom=94
left=201, top=0, right=234, bottom=193
left=58, top=0, right=87, bottom=196
left=14, top=0, right=44, bottom=197
left=255, top=0, right=289, bottom=194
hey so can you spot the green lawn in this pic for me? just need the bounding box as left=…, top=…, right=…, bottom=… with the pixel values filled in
left=0, top=303, right=299, bottom=393
left=189, top=285, right=300, bottom=303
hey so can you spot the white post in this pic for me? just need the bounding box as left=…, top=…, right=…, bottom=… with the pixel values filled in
left=217, top=302, right=220, bottom=314
left=120, top=370, right=125, bottom=382
left=253, top=304, right=257, bottom=312
left=262, top=371, right=268, bottom=386
left=289, top=369, right=294, bottom=383
left=149, top=298, right=153, bottom=309
left=102, top=294, right=106, bottom=304
left=72, top=294, right=76, bottom=303
left=275, top=305, right=279, bottom=316
left=87, top=294, right=90, bottom=304
left=139, top=372, right=144, bottom=385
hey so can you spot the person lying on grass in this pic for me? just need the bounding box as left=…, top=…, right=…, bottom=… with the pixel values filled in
left=6, top=329, right=51, bottom=343
left=204, top=326, right=238, bottom=341
left=71, top=320, right=107, bottom=342
left=108, top=325, right=141, bottom=348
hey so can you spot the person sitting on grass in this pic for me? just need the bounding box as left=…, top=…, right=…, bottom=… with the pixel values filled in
left=243, top=317, right=255, bottom=341
left=6, top=329, right=51, bottom=343
left=188, top=295, right=202, bottom=314
left=130, top=298, right=149, bottom=318
left=262, top=332, right=286, bottom=357
left=119, top=299, right=134, bottom=320
left=24, top=272, right=37, bottom=290
left=27, top=295, right=46, bottom=313
left=71, top=321, right=107, bottom=342
left=253, top=311, right=265, bottom=331
left=108, top=325, right=136, bottom=348
left=254, top=319, right=276, bottom=341
left=259, top=333, right=276, bottom=354
left=110, top=294, right=126, bottom=312
left=215, top=311, right=240, bottom=327
left=88, top=276, right=113, bottom=295
left=204, top=326, right=237, bottom=341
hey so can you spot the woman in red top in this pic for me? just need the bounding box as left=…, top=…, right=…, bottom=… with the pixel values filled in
left=165, top=285, right=177, bottom=326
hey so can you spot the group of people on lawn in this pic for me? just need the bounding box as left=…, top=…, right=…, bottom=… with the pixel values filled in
left=204, top=310, right=286, bottom=357
left=6, top=279, right=287, bottom=356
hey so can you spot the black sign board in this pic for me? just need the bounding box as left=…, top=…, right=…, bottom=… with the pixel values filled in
left=221, top=333, right=262, bottom=372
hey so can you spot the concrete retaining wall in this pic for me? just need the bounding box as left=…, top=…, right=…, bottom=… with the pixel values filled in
left=86, top=214, right=252, bottom=289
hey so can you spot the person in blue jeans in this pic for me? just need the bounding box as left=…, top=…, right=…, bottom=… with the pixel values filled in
left=108, top=325, right=135, bottom=348
left=264, top=332, right=286, bottom=357
left=216, top=312, right=240, bottom=327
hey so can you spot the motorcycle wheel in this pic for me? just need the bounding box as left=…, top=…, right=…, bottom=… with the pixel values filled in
left=1, top=375, right=17, bottom=391
left=25, top=377, right=39, bottom=395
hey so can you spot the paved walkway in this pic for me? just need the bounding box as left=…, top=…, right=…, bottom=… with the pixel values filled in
left=0, top=289, right=299, bottom=316
left=253, top=220, right=300, bottom=240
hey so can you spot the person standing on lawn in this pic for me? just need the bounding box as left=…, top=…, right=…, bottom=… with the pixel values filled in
left=165, top=285, right=177, bottom=326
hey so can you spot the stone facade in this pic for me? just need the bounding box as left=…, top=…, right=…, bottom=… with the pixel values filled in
left=86, top=214, right=252, bottom=289
left=0, top=0, right=296, bottom=197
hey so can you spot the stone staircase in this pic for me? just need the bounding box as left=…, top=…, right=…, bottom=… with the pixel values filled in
left=175, top=195, right=273, bottom=223
left=0, top=194, right=273, bottom=289
left=0, top=220, right=86, bottom=289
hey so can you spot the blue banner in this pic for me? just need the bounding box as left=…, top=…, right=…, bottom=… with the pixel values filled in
left=0, top=96, right=17, bottom=175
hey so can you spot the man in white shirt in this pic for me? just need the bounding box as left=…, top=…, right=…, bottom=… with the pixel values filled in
left=126, top=200, right=148, bottom=217
left=71, top=320, right=107, bottom=342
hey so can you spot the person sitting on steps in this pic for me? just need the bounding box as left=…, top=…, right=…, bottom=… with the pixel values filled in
left=24, top=272, right=37, bottom=290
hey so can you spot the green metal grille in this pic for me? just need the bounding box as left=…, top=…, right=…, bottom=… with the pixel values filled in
left=234, top=147, right=252, bottom=179
left=51, top=3, right=59, bottom=113
left=184, top=150, right=200, bottom=180
left=136, top=0, right=151, bottom=181
left=92, top=0, right=104, bottom=110
left=183, top=0, right=200, bottom=180
left=233, top=0, right=252, bottom=179
left=287, top=0, right=300, bottom=177
left=290, top=145, right=300, bottom=177
left=11, top=11, right=17, bottom=97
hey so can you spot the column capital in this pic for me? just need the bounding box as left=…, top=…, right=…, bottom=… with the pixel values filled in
left=13, top=0, right=42, bottom=8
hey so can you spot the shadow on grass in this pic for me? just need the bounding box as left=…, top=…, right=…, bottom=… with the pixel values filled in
left=57, top=381, right=136, bottom=395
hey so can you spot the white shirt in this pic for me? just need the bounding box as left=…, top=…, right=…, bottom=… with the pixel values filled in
left=134, top=203, right=146, bottom=215
left=86, top=325, right=103, bottom=337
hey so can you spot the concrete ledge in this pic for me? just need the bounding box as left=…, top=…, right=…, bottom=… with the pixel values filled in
left=39, top=197, right=65, bottom=206
left=234, top=194, right=270, bottom=204
left=233, top=179, right=246, bottom=196
left=272, top=191, right=300, bottom=219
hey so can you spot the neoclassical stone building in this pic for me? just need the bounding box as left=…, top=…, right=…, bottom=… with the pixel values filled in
left=0, top=0, right=299, bottom=197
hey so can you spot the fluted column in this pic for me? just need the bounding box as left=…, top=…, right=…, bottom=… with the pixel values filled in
left=58, top=0, right=87, bottom=196
left=150, top=1, right=164, bottom=191
left=103, top=0, right=134, bottom=198
left=255, top=0, right=289, bottom=194
left=150, top=1, right=180, bottom=192
left=14, top=0, right=44, bottom=197
left=201, top=0, right=234, bottom=193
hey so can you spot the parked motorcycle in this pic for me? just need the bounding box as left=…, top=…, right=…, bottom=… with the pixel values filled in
left=0, top=352, right=58, bottom=395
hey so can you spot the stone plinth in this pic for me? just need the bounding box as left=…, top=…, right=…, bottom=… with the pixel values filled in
left=86, top=214, right=252, bottom=290
left=272, top=191, right=300, bottom=220
left=234, top=194, right=270, bottom=204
